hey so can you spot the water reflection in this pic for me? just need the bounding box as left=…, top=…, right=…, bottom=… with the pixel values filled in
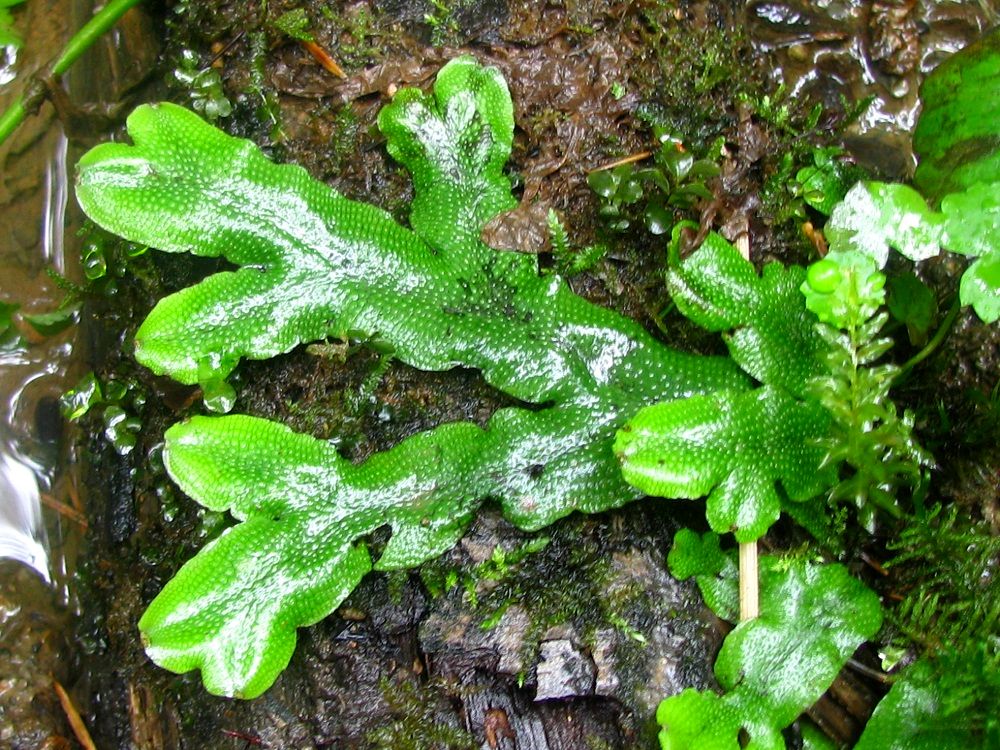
left=0, top=430, right=49, bottom=581
left=0, top=45, right=16, bottom=87
left=0, top=74, right=78, bottom=591
left=0, top=332, right=75, bottom=590
left=42, top=133, right=69, bottom=271
left=0, top=115, right=78, bottom=586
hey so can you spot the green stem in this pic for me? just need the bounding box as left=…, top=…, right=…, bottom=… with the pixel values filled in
left=0, top=0, right=144, bottom=147
left=51, top=0, right=145, bottom=76
left=845, top=316, right=865, bottom=486
left=894, top=296, right=961, bottom=384
left=0, top=97, right=27, bottom=145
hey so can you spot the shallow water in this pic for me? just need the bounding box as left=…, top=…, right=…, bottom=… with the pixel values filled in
left=0, top=119, right=81, bottom=588
left=0, top=1, right=156, bottom=743
left=0, top=195, right=72, bottom=593
left=0, top=0, right=156, bottom=593
left=0, top=17, right=82, bottom=595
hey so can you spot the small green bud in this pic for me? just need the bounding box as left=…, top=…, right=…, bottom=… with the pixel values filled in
left=806, top=259, right=841, bottom=294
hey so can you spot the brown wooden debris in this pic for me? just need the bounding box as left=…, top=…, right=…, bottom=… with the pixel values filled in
left=301, top=40, right=347, bottom=79
left=53, top=680, right=96, bottom=750
left=39, top=493, right=88, bottom=529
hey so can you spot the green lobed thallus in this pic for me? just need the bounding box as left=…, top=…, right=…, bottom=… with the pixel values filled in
left=76, top=57, right=752, bottom=698
left=658, top=529, right=882, bottom=750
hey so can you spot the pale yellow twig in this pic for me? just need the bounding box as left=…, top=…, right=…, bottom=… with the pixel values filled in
left=54, top=680, right=97, bottom=750
left=734, top=232, right=759, bottom=621
left=587, top=151, right=653, bottom=173
left=739, top=541, right=759, bottom=620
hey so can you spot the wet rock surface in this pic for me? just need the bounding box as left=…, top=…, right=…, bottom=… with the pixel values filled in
left=0, top=565, right=72, bottom=749
left=535, top=638, right=595, bottom=701
left=748, top=0, right=997, bottom=177
left=416, top=508, right=721, bottom=746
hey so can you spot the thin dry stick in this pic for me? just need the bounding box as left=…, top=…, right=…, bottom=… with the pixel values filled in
left=302, top=40, right=347, bottom=79
left=39, top=493, right=88, bottom=528
left=587, top=151, right=653, bottom=174
left=53, top=680, right=97, bottom=750
left=734, top=231, right=760, bottom=621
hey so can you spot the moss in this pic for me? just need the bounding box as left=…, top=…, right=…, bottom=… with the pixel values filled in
left=455, top=511, right=671, bottom=681
left=885, top=504, right=1000, bottom=650
left=323, top=3, right=385, bottom=69
left=630, top=3, right=764, bottom=146
left=477, top=521, right=614, bottom=633
left=586, top=735, right=618, bottom=750
left=424, top=0, right=464, bottom=46
left=367, top=677, right=477, bottom=750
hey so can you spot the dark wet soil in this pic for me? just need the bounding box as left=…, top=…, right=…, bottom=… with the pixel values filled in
left=3, top=0, right=999, bottom=748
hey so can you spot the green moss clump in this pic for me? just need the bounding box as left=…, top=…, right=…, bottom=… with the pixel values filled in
left=367, top=677, right=477, bottom=750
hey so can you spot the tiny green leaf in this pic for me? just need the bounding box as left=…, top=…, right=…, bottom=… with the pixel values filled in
left=661, top=148, right=694, bottom=180
left=587, top=169, right=619, bottom=199
left=616, top=169, right=644, bottom=203
left=666, top=528, right=727, bottom=580
left=887, top=271, right=937, bottom=343
left=0, top=300, right=17, bottom=329
left=939, top=180, right=1000, bottom=322
left=0, top=300, right=21, bottom=350
left=21, top=303, right=80, bottom=337
left=103, top=405, right=141, bottom=455
left=60, top=372, right=102, bottom=420
left=940, top=181, right=1000, bottom=259
left=667, top=529, right=738, bottom=622
left=644, top=201, right=673, bottom=235
left=794, top=147, right=865, bottom=216
left=959, top=252, right=1000, bottom=323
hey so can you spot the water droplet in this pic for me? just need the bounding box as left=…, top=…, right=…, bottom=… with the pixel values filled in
left=202, top=378, right=236, bottom=413
left=82, top=240, right=107, bottom=280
